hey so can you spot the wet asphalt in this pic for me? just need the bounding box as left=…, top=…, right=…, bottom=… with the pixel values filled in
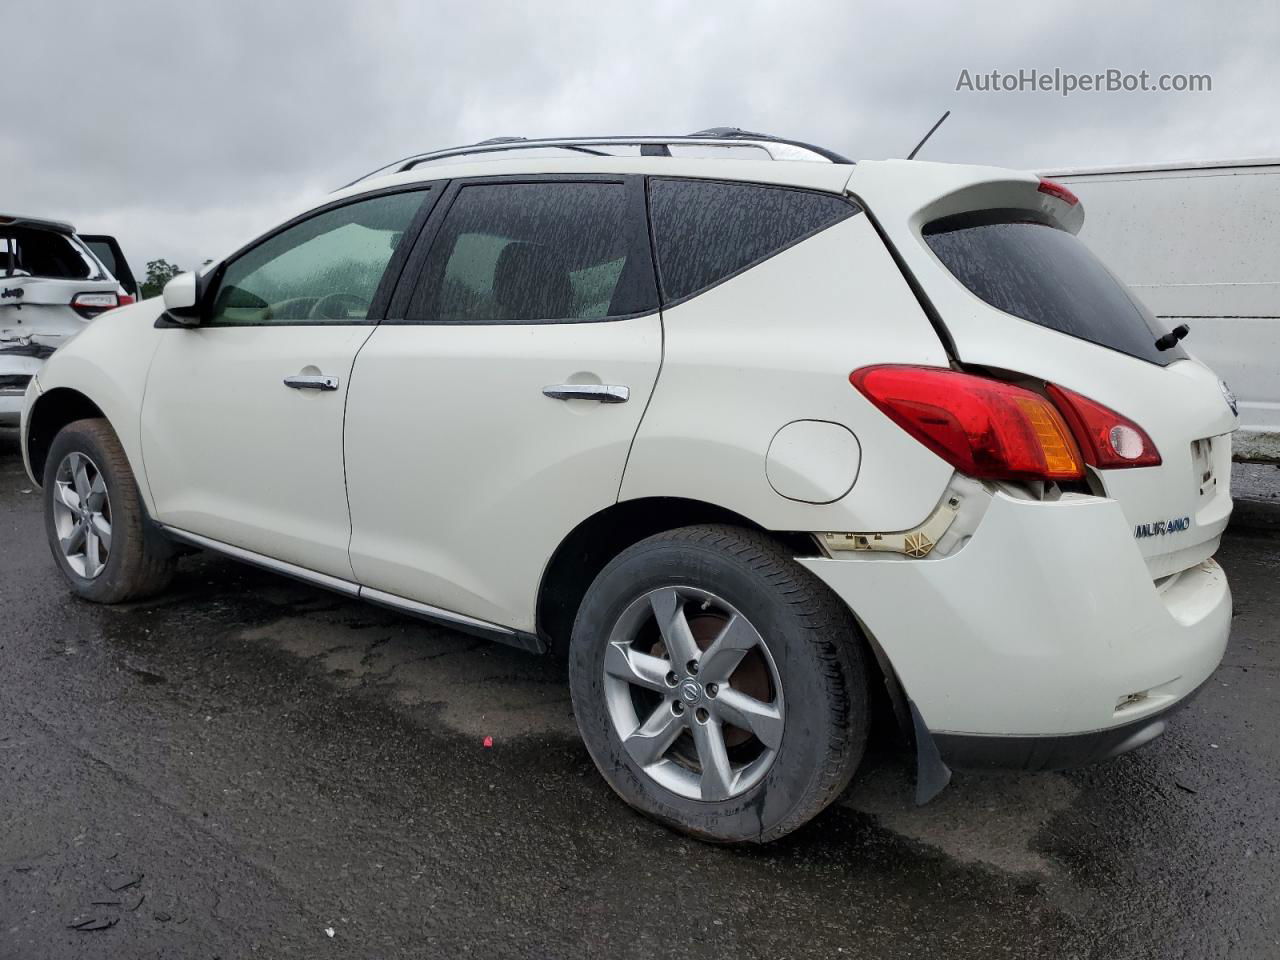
left=1, top=429, right=1278, bottom=960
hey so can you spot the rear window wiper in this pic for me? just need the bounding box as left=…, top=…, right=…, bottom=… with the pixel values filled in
left=1155, top=323, right=1190, bottom=351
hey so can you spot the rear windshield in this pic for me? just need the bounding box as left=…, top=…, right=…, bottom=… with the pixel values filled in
left=1, top=226, right=96, bottom=280
left=923, top=213, right=1187, bottom=365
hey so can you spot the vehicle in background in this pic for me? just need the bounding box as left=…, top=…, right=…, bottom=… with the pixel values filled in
left=1, top=215, right=133, bottom=426
left=1043, top=159, right=1280, bottom=462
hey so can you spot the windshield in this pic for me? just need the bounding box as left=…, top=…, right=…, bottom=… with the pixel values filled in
left=924, top=213, right=1188, bottom=366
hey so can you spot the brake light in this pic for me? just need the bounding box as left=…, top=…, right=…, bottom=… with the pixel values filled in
left=1045, top=384, right=1162, bottom=468
left=118, top=293, right=135, bottom=307
left=1037, top=177, right=1079, bottom=207
left=850, top=365, right=1084, bottom=482
left=70, top=292, right=120, bottom=319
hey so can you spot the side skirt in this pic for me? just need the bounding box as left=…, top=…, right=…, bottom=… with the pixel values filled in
left=160, top=527, right=546, bottom=654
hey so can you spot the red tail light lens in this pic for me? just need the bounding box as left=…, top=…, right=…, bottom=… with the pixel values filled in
left=70, top=292, right=120, bottom=318
left=1037, top=177, right=1079, bottom=207
left=118, top=293, right=136, bottom=307
left=850, top=366, right=1084, bottom=481
left=1045, top=384, right=1162, bottom=468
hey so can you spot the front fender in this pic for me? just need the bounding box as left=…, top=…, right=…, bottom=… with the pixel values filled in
left=27, top=300, right=166, bottom=511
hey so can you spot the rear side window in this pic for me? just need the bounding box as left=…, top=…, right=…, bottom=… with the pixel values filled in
left=924, top=215, right=1186, bottom=365
left=648, top=179, right=857, bottom=303
left=84, top=239, right=118, bottom=276
left=408, top=181, right=656, bottom=322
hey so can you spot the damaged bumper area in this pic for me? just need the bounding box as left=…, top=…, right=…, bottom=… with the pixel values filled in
left=799, top=489, right=1231, bottom=772
left=0, top=340, right=54, bottom=426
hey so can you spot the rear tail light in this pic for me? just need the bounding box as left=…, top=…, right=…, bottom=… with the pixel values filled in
left=70, top=292, right=120, bottom=319
left=1037, top=177, right=1079, bottom=207
left=850, top=366, right=1084, bottom=482
left=118, top=293, right=136, bottom=307
left=1045, top=384, right=1162, bottom=468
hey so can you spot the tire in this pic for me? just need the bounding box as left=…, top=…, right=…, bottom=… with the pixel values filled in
left=42, top=418, right=176, bottom=604
left=569, top=524, right=869, bottom=843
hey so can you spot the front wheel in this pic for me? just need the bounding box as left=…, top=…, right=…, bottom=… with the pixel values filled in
left=569, top=525, right=870, bottom=843
left=42, top=418, right=176, bottom=604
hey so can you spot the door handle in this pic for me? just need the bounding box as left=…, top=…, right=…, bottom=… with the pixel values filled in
left=542, top=384, right=629, bottom=403
left=283, top=374, right=339, bottom=391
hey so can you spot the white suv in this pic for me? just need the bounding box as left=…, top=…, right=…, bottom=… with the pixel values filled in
left=19, top=132, right=1237, bottom=843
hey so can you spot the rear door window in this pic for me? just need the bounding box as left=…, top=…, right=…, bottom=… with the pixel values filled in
left=406, top=180, right=656, bottom=323
left=923, top=214, right=1187, bottom=365
left=648, top=179, right=858, bottom=303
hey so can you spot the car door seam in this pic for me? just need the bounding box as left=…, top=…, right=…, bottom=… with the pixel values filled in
left=342, top=325, right=380, bottom=581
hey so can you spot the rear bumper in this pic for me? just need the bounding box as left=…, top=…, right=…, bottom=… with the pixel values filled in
left=931, top=675, right=1209, bottom=771
left=799, top=491, right=1231, bottom=756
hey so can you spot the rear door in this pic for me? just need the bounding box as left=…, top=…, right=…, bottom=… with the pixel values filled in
left=344, top=175, right=662, bottom=630
left=855, top=164, right=1237, bottom=578
left=141, top=187, right=434, bottom=578
left=81, top=235, right=139, bottom=298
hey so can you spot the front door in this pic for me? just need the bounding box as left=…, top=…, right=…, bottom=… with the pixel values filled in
left=140, top=187, right=433, bottom=578
left=344, top=176, right=662, bottom=629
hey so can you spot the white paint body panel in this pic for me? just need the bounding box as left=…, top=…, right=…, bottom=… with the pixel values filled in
left=801, top=492, right=1231, bottom=736
left=766, top=420, right=861, bottom=504
left=1044, top=160, right=1280, bottom=459
left=22, top=303, right=162, bottom=492
left=621, top=212, right=954, bottom=532
left=140, top=324, right=372, bottom=579
left=344, top=317, right=662, bottom=630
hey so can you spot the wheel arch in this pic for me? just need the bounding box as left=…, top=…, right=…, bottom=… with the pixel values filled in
left=24, top=387, right=109, bottom=487
left=536, top=496, right=915, bottom=764
left=535, top=496, right=821, bottom=658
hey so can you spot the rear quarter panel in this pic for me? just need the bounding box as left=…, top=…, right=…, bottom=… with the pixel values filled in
left=621, top=210, right=955, bottom=532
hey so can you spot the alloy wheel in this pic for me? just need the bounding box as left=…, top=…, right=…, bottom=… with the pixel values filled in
left=602, top=586, right=785, bottom=801
left=51, top=452, right=112, bottom=579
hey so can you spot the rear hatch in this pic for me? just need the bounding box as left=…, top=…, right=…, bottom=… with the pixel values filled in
left=848, top=161, right=1238, bottom=578
left=2, top=216, right=124, bottom=351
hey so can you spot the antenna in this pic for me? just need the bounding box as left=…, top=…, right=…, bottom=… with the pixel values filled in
left=906, top=110, right=951, bottom=160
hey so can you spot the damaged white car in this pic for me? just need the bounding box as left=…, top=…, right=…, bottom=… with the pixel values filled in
left=1, top=215, right=133, bottom=425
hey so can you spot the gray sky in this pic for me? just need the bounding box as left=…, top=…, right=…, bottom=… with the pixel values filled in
left=8, top=0, right=1279, bottom=277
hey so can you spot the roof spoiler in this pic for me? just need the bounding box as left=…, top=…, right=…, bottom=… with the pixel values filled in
left=0, top=214, right=76, bottom=235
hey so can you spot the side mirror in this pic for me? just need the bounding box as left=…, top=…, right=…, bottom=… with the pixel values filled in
left=161, top=272, right=201, bottom=327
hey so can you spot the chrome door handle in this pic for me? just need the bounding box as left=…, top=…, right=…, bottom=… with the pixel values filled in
left=283, top=374, right=339, bottom=391
left=542, top=384, right=630, bottom=403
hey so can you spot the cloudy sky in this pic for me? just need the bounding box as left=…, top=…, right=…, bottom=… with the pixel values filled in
left=7, top=0, right=1279, bottom=276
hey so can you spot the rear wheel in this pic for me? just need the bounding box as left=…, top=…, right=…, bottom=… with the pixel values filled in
left=43, top=418, right=176, bottom=603
left=569, top=524, right=869, bottom=843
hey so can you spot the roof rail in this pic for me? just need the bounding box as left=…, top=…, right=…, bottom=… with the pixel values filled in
left=338, top=129, right=851, bottom=189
